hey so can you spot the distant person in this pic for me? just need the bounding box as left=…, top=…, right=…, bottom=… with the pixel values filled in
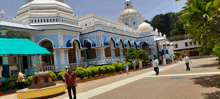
left=139, top=59, right=143, bottom=70
left=153, top=57, right=159, bottom=75
left=64, top=66, right=77, bottom=99
left=125, top=62, right=129, bottom=74
left=62, top=66, right=69, bottom=81
left=182, top=54, right=192, bottom=71
left=16, top=71, right=25, bottom=89
left=132, top=59, right=137, bottom=71
left=159, top=56, right=162, bottom=65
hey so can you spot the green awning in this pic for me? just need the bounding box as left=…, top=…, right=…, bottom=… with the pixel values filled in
left=0, top=37, right=52, bottom=55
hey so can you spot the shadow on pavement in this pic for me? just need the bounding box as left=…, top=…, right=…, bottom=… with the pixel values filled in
left=192, top=62, right=219, bottom=68
left=191, top=75, right=220, bottom=99
left=202, top=91, right=220, bottom=99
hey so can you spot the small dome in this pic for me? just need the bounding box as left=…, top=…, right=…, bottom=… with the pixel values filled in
left=138, top=21, right=153, bottom=33
left=121, top=9, right=137, bottom=15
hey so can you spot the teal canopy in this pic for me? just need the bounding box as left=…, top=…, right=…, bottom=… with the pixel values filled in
left=0, top=37, right=52, bottom=55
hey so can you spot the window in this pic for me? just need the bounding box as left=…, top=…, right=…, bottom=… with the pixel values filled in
left=50, top=19, right=52, bottom=22
left=53, top=19, right=55, bottom=22
left=175, top=44, right=178, bottom=48
left=44, top=19, right=46, bottom=22
left=133, top=22, right=135, bottom=25
left=193, top=41, right=197, bottom=46
left=41, top=19, right=42, bottom=22
left=125, top=23, right=127, bottom=25
left=198, top=42, right=201, bottom=45
left=127, top=4, right=129, bottom=6
left=47, top=19, right=49, bottom=22
left=85, top=23, right=87, bottom=26
left=185, top=42, right=188, bottom=47
left=189, top=42, right=192, bottom=46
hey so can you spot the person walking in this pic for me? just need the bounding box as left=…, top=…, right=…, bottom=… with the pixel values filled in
left=16, top=71, right=25, bottom=89
left=132, top=59, right=137, bottom=71
left=182, top=54, right=192, bottom=71
left=139, top=59, right=143, bottom=70
left=64, top=66, right=77, bottom=99
left=153, top=57, right=159, bottom=75
left=125, top=62, right=129, bottom=74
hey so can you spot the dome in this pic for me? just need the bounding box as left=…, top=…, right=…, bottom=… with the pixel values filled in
left=19, top=0, right=72, bottom=10
left=121, top=9, right=138, bottom=15
left=137, top=21, right=153, bottom=33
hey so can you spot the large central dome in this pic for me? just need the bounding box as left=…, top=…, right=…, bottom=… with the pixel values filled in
left=121, top=9, right=138, bottom=15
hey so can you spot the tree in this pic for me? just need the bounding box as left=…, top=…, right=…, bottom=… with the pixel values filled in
left=176, top=0, right=220, bottom=65
left=125, top=48, right=149, bottom=65
left=150, top=12, right=180, bottom=37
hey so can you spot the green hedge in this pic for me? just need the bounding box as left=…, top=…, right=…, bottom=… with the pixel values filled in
left=87, top=66, right=99, bottom=77
left=5, top=76, right=18, bottom=90
left=85, top=69, right=92, bottom=78
left=24, top=76, right=33, bottom=86
left=103, top=65, right=110, bottom=73
left=75, top=67, right=86, bottom=79
left=57, top=70, right=65, bottom=80
left=48, top=71, right=57, bottom=81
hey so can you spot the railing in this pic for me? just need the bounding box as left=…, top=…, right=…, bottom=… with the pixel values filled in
left=40, top=62, right=87, bottom=73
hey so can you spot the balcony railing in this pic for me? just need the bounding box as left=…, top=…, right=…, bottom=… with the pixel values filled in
left=40, top=62, right=87, bottom=73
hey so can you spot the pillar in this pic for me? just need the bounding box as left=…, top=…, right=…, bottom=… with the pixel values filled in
left=2, top=56, right=9, bottom=78
left=96, top=47, right=106, bottom=65
left=111, top=48, right=116, bottom=63
left=120, top=48, right=124, bottom=62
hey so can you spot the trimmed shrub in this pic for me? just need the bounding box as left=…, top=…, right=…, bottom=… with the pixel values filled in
left=103, top=65, right=110, bottom=74
left=109, top=65, right=115, bottom=73
left=48, top=71, right=57, bottom=81
left=87, top=66, right=99, bottom=77
left=57, top=70, right=65, bottom=80
left=85, top=68, right=92, bottom=78
left=96, top=66, right=101, bottom=75
left=5, top=76, right=18, bottom=90
left=100, top=66, right=106, bottom=75
left=112, top=62, right=121, bottom=72
left=24, top=76, right=33, bottom=86
left=75, top=67, right=86, bottom=79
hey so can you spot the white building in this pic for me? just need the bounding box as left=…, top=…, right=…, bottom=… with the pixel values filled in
left=0, top=0, right=174, bottom=75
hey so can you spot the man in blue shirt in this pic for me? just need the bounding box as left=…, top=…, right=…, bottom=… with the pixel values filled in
left=125, top=62, right=129, bottom=74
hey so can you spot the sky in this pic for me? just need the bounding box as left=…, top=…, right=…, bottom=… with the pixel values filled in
left=0, top=0, right=187, bottom=22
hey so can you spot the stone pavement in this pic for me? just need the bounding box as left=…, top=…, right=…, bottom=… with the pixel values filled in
left=88, top=57, right=220, bottom=99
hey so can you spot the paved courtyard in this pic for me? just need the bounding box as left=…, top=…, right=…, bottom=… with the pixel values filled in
left=1, top=57, right=220, bottom=99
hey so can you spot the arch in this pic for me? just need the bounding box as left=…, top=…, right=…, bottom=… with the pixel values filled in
left=38, top=39, right=54, bottom=66
left=83, top=39, right=96, bottom=48
left=104, top=37, right=115, bottom=47
left=122, top=39, right=130, bottom=48
left=38, top=38, right=55, bottom=48
left=115, top=38, right=124, bottom=48
left=66, top=39, right=81, bottom=49
left=85, top=40, right=96, bottom=59
left=141, top=41, right=151, bottom=54
left=68, top=40, right=80, bottom=63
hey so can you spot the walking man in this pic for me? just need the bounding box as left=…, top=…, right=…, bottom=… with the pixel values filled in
left=125, top=62, right=129, bottom=74
left=182, top=54, right=192, bottom=71
left=132, top=59, right=137, bottom=71
left=16, top=71, right=25, bottom=89
left=153, top=57, right=159, bottom=75
left=64, top=66, right=77, bottom=99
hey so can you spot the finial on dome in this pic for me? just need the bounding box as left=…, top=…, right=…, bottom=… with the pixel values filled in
left=164, top=34, right=166, bottom=38
left=142, top=20, right=145, bottom=22
left=155, top=28, right=158, bottom=32
left=159, top=32, right=162, bottom=37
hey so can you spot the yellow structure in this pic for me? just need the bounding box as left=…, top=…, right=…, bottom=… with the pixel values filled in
left=17, top=83, right=65, bottom=99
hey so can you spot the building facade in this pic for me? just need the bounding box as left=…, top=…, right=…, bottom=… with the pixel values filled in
left=0, top=0, right=174, bottom=74
left=167, top=34, right=201, bottom=57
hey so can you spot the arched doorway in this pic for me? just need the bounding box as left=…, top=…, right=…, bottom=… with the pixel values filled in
left=40, top=40, right=54, bottom=66
left=68, top=40, right=79, bottom=63
left=115, top=40, right=122, bottom=57
left=105, top=38, right=114, bottom=57
left=85, top=40, right=96, bottom=59
left=142, top=42, right=151, bottom=54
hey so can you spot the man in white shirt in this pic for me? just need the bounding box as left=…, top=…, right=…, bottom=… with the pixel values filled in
left=153, top=57, right=159, bottom=75
left=183, top=54, right=192, bottom=71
